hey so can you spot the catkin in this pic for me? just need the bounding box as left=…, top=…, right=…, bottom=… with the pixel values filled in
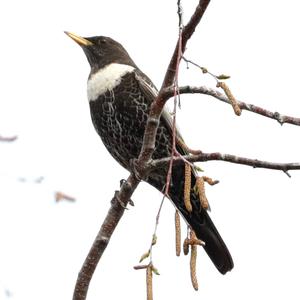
left=217, top=81, right=241, bottom=116
left=190, top=231, right=198, bottom=291
left=196, top=177, right=209, bottom=210
left=202, top=176, right=219, bottom=186
left=184, top=163, right=192, bottom=212
left=183, top=237, right=189, bottom=255
left=175, top=210, right=181, bottom=256
left=146, top=265, right=153, bottom=300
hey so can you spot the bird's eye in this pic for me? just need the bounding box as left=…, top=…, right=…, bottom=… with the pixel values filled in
left=100, top=39, right=107, bottom=44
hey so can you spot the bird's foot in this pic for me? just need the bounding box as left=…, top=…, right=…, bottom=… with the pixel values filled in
left=117, top=179, right=135, bottom=207
left=129, top=158, right=148, bottom=181
left=111, top=190, right=128, bottom=210
left=119, top=179, right=126, bottom=187
left=128, top=199, right=135, bottom=206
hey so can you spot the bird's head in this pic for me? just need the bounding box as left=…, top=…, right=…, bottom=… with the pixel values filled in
left=65, top=32, right=136, bottom=73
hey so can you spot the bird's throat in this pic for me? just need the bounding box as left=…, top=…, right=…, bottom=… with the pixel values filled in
left=87, top=63, right=135, bottom=101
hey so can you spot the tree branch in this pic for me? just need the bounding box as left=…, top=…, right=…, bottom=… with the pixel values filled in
left=73, top=176, right=139, bottom=300
left=162, top=85, right=300, bottom=126
left=150, top=152, right=300, bottom=177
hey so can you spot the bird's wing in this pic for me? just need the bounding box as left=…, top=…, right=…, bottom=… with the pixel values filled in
left=134, top=70, right=188, bottom=156
left=134, top=72, right=232, bottom=273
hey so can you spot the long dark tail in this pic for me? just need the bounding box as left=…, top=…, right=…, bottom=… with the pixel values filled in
left=174, top=192, right=234, bottom=274
left=148, top=168, right=234, bottom=274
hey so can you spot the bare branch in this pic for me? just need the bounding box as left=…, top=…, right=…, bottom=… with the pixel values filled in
left=162, top=85, right=300, bottom=126
left=0, top=135, right=18, bottom=142
left=72, top=176, right=139, bottom=300
left=151, top=152, right=300, bottom=174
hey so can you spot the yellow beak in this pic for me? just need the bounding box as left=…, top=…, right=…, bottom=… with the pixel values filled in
left=64, top=31, right=93, bottom=46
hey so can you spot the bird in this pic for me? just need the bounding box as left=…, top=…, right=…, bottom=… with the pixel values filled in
left=65, top=31, right=234, bottom=274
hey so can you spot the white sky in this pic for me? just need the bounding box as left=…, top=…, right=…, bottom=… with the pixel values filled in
left=1, top=0, right=300, bottom=299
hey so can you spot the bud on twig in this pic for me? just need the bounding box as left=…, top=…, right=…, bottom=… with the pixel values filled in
left=139, top=251, right=150, bottom=263
left=151, top=234, right=157, bottom=246
left=216, top=74, right=231, bottom=80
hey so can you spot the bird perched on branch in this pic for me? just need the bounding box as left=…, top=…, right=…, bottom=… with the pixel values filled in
left=65, top=32, right=233, bottom=274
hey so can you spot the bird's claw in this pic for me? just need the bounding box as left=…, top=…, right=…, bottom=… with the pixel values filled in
left=119, top=179, right=126, bottom=187
left=112, top=190, right=128, bottom=210
left=119, top=179, right=135, bottom=205
left=129, top=159, right=144, bottom=181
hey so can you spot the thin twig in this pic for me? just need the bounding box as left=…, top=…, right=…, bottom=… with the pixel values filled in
left=138, top=0, right=187, bottom=277
left=162, top=85, right=300, bottom=126
left=164, top=28, right=182, bottom=196
left=149, top=195, right=166, bottom=263
left=151, top=151, right=300, bottom=174
left=182, top=56, right=219, bottom=81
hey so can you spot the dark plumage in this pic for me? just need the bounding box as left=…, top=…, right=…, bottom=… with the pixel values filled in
left=65, top=32, right=234, bottom=274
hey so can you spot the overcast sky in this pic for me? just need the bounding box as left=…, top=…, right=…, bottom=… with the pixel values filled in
left=1, top=0, right=300, bottom=299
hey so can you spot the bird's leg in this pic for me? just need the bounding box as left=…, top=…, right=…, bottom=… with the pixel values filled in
left=111, top=190, right=128, bottom=210
left=129, top=158, right=149, bottom=181
left=119, top=179, right=134, bottom=206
